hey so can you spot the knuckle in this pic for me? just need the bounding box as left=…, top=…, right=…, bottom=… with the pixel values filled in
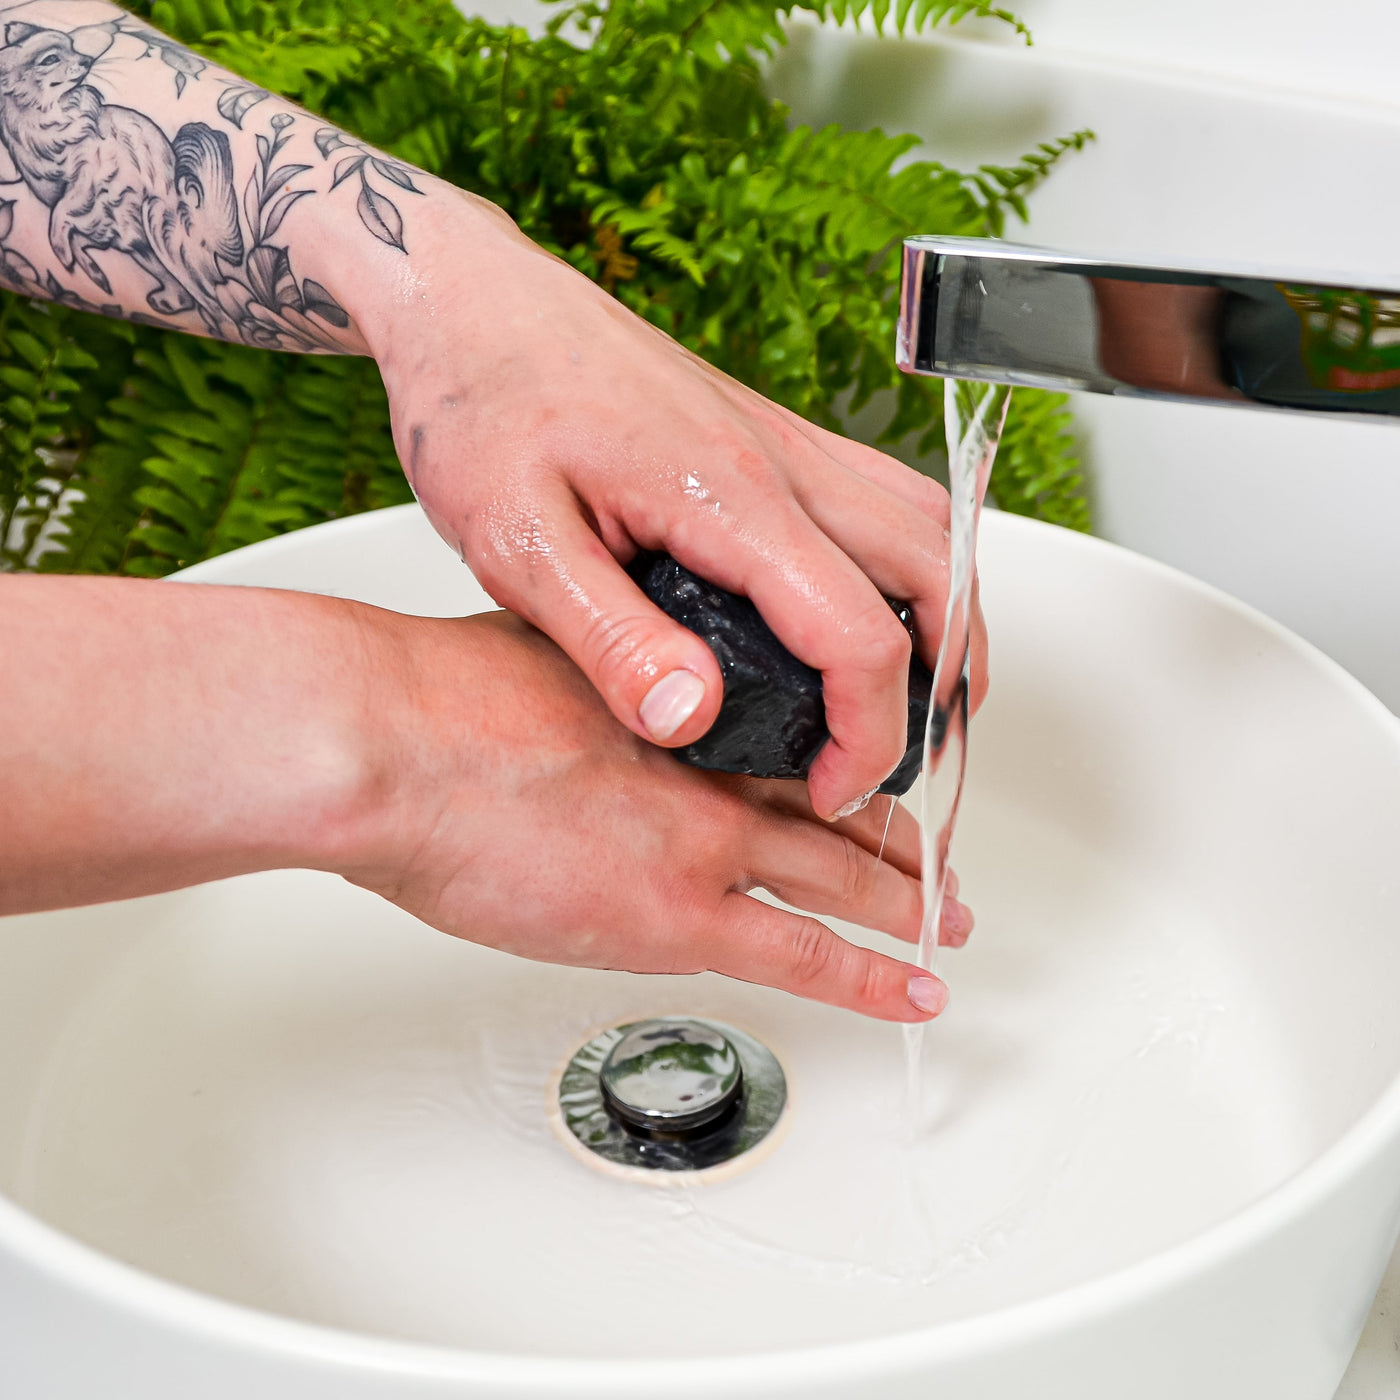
left=856, top=956, right=887, bottom=1009
left=720, top=409, right=809, bottom=490
left=786, top=916, right=836, bottom=987
left=906, top=535, right=949, bottom=590
left=461, top=500, right=536, bottom=592
left=729, top=443, right=780, bottom=493
left=914, top=472, right=952, bottom=523
left=836, top=839, right=879, bottom=908
left=761, top=411, right=807, bottom=463
left=844, top=605, right=912, bottom=677
left=580, top=610, right=655, bottom=691
left=674, top=794, right=750, bottom=885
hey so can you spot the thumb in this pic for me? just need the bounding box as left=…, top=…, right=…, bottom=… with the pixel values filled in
left=474, top=496, right=724, bottom=747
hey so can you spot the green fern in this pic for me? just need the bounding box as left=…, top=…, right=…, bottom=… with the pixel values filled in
left=0, top=302, right=100, bottom=569
left=51, top=337, right=177, bottom=575
left=8, top=0, right=1091, bottom=582
left=821, top=0, right=1030, bottom=41
left=969, top=130, right=1095, bottom=237
left=989, top=388, right=1090, bottom=529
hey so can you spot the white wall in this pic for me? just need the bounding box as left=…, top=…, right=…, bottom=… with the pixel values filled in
left=959, top=0, right=1400, bottom=111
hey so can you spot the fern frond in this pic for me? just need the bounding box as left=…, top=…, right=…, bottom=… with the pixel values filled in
left=0, top=299, right=127, bottom=569
left=803, top=0, right=1031, bottom=41
left=117, top=344, right=408, bottom=575
left=968, top=129, right=1095, bottom=236
left=43, top=344, right=177, bottom=575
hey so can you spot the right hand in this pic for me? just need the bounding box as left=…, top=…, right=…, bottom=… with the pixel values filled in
left=358, top=190, right=990, bottom=823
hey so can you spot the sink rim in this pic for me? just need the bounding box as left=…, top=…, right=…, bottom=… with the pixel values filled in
left=5, top=504, right=1400, bottom=1386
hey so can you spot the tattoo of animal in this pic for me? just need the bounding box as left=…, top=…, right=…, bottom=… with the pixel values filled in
left=0, top=22, right=347, bottom=350
left=0, top=22, right=243, bottom=332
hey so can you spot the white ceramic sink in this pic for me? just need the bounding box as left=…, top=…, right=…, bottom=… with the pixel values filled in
left=3, top=504, right=1400, bottom=1398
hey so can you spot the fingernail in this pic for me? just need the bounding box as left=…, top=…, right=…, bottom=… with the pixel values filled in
left=639, top=669, right=706, bottom=742
left=941, top=895, right=973, bottom=937
left=908, top=974, right=948, bottom=1016
left=832, top=786, right=879, bottom=820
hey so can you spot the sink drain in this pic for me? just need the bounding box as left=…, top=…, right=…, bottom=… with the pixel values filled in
left=558, top=1017, right=786, bottom=1173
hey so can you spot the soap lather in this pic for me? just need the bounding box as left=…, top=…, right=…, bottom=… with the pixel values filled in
left=628, top=552, right=936, bottom=797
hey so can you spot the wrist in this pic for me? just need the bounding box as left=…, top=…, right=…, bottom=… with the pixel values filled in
left=312, top=606, right=493, bottom=901
left=203, top=590, right=414, bottom=885
left=328, top=178, right=538, bottom=368
left=289, top=599, right=425, bottom=887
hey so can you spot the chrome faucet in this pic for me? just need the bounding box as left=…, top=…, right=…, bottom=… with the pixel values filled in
left=897, top=236, right=1400, bottom=418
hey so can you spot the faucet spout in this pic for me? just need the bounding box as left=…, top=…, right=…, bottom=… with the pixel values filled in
left=897, top=236, right=1400, bottom=419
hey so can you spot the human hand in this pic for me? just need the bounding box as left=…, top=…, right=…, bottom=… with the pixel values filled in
left=357, top=191, right=989, bottom=822
left=346, top=608, right=974, bottom=1020
left=2, top=580, right=971, bottom=1018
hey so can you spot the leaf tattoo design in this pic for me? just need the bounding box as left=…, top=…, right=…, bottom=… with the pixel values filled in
left=235, top=111, right=350, bottom=345
left=357, top=183, right=404, bottom=250
left=217, top=80, right=273, bottom=130
left=314, top=129, right=349, bottom=158
left=116, top=19, right=206, bottom=97
left=301, top=278, right=348, bottom=325
left=243, top=112, right=311, bottom=246
left=315, top=127, right=422, bottom=254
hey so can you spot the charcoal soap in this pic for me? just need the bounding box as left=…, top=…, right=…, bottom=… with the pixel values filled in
left=628, top=552, right=933, bottom=796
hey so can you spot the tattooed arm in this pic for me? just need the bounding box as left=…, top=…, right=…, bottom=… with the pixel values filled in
left=0, top=3, right=398, bottom=350
left=0, top=0, right=981, bottom=822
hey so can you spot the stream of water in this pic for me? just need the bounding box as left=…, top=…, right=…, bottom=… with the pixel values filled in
left=903, top=377, right=1012, bottom=1126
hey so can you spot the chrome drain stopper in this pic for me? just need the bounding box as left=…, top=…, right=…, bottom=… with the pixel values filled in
left=559, top=1017, right=786, bottom=1172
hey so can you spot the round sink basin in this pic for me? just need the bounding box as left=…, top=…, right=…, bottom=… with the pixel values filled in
left=3, top=505, right=1400, bottom=1399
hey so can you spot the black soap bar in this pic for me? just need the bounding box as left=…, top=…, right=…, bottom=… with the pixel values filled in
left=628, top=552, right=932, bottom=797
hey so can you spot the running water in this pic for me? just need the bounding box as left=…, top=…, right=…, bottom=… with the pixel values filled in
left=875, top=793, right=898, bottom=862
left=903, top=377, right=1012, bottom=1126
